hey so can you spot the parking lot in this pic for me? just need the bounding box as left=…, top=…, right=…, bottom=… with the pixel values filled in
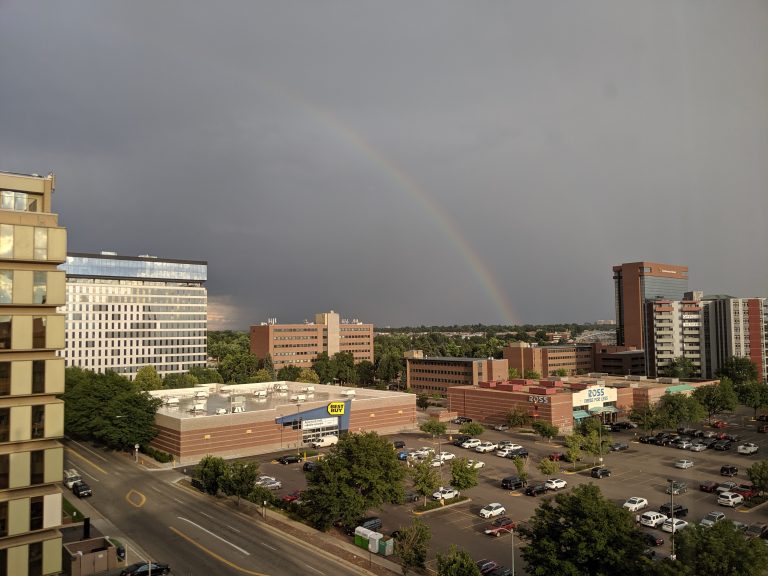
left=255, top=409, right=768, bottom=573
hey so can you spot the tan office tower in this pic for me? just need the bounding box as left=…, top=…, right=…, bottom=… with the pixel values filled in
left=0, top=172, right=67, bottom=575
left=613, top=262, right=689, bottom=349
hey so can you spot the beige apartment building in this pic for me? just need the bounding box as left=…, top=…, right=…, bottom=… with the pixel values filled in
left=0, top=172, right=67, bottom=576
left=250, top=311, right=373, bottom=371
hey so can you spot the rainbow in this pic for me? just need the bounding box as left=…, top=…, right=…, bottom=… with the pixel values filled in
left=261, top=83, right=520, bottom=326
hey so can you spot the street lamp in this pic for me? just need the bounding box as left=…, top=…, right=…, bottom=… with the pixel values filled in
left=296, top=401, right=303, bottom=455
left=666, top=478, right=676, bottom=561
left=511, top=527, right=516, bottom=576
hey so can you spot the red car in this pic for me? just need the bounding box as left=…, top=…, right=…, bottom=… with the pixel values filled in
left=700, top=481, right=718, bottom=493
left=549, top=452, right=564, bottom=461
left=713, top=420, right=727, bottom=429
left=733, top=484, right=757, bottom=500
left=281, top=490, right=304, bottom=503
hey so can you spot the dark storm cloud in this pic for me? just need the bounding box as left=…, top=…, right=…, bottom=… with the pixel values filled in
left=2, top=1, right=767, bottom=329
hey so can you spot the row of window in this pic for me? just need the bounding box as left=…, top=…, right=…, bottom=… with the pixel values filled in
left=0, top=270, right=50, bottom=305
left=411, top=369, right=472, bottom=376
left=0, top=405, right=47, bottom=442
left=0, top=360, right=47, bottom=395
left=0, top=189, right=41, bottom=213
left=0, top=224, right=48, bottom=260
left=0, top=316, right=49, bottom=349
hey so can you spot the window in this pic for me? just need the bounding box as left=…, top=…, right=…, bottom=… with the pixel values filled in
left=0, top=409, right=8, bottom=442
left=0, top=225, right=12, bottom=259
left=33, top=271, right=46, bottom=304
left=0, top=455, right=7, bottom=489
left=29, top=496, right=43, bottom=531
left=0, top=190, right=40, bottom=213
left=0, top=317, right=10, bottom=349
left=0, top=502, right=6, bottom=538
left=29, top=540, right=42, bottom=576
left=31, top=405, right=45, bottom=439
left=32, top=360, right=44, bottom=394
left=32, top=316, right=45, bottom=348
left=33, top=228, right=47, bottom=260
left=0, top=363, right=7, bottom=396
left=0, top=271, right=11, bottom=304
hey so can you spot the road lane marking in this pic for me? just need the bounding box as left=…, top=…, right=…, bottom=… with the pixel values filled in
left=227, top=525, right=241, bottom=533
left=65, top=448, right=108, bottom=475
left=173, top=498, right=184, bottom=504
left=200, top=511, right=214, bottom=519
left=125, top=490, right=146, bottom=508
left=169, top=526, right=267, bottom=575
left=304, top=563, right=325, bottom=575
left=151, top=485, right=163, bottom=493
left=261, top=542, right=276, bottom=551
left=178, top=517, right=250, bottom=555
left=69, top=439, right=110, bottom=463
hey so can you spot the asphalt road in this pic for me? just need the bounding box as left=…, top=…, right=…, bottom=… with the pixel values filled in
left=63, top=440, right=370, bottom=576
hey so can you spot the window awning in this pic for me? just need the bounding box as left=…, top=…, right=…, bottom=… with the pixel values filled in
left=572, top=410, right=591, bottom=420
left=589, top=406, right=618, bottom=414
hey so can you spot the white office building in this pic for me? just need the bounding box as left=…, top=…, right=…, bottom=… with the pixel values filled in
left=58, top=252, right=207, bottom=379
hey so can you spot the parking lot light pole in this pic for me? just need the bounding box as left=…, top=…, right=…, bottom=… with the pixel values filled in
left=511, top=527, right=515, bottom=576
left=666, top=478, right=676, bottom=560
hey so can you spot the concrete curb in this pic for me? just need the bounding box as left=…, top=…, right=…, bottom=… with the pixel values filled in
left=413, top=497, right=471, bottom=516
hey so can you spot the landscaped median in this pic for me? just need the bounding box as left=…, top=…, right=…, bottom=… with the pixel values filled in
left=413, top=496, right=470, bottom=515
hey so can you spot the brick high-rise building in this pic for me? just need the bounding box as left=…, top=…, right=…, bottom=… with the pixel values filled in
left=704, top=296, right=767, bottom=382
left=0, top=171, right=67, bottom=575
left=613, top=262, right=689, bottom=349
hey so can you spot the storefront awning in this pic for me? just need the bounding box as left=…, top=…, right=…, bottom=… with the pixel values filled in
left=572, top=410, right=591, bottom=420
left=589, top=406, right=618, bottom=414
left=666, top=384, right=695, bottom=394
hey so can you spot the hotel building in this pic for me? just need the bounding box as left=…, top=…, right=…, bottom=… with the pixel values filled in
left=249, top=311, right=373, bottom=371
left=0, top=171, right=67, bottom=576
left=58, top=252, right=208, bottom=380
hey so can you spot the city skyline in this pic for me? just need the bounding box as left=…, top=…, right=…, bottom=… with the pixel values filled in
left=2, top=2, right=767, bottom=329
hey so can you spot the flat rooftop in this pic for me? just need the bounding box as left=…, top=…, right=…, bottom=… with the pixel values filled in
left=151, top=381, right=410, bottom=419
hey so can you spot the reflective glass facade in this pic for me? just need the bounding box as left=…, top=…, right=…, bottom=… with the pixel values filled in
left=62, top=254, right=207, bottom=282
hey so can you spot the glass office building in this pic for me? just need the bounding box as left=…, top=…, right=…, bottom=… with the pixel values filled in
left=58, top=252, right=207, bottom=379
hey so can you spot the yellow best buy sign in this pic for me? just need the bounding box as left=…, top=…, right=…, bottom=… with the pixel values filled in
left=327, top=402, right=345, bottom=416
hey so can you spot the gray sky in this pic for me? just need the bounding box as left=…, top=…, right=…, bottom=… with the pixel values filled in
left=2, top=1, right=767, bottom=329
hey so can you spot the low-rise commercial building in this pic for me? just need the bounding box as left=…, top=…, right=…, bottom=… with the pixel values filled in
left=405, top=351, right=508, bottom=396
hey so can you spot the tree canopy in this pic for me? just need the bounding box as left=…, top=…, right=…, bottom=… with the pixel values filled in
left=674, top=520, right=768, bottom=576
left=692, top=379, right=737, bottom=421
left=717, top=356, right=759, bottom=387
left=394, top=518, right=431, bottom=576
left=662, top=356, right=695, bottom=378
left=436, top=545, right=481, bottom=576
left=134, top=366, right=163, bottom=391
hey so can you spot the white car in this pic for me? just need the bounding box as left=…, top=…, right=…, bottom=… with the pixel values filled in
left=738, top=443, right=759, bottom=455
left=475, top=442, right=498, bottom=453
left=717, top=492, right=744, bottom=507
left=433, top=487, right=460, bottom=501
left=479, top=502, right=507, bottom=519
left=662, top=518, right=688, bottom=533
left=494, top=424, right=509, bottom=431
left=255, top=475, right=277, bottom=486
left=467, top=459, right=486, bottom=469
left=700, top=511, right=726, bottom=527
left=623, top=497, right=649, bottom=512
left=438, top=451, right=456, bottom=461
left=689, top=443, right=707, bottom=452
left=429, top=458, right=443, bottom=467
left=410, top=449, right=431, bottom=459
left=496, top=448, right=515, bottom=458
left=461, top=439, right=481, bottom=449
left=675, top=459, right=694, bottom=469
left=545, top=478, right=567, bottom=490
left=639, top=511, right=668, bottom=528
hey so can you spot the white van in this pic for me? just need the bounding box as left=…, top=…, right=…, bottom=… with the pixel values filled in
left=312, top=435, right=339, bottom=448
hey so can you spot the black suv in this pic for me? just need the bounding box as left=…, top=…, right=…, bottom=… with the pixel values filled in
left=453, top=416, right=472, bottom=424
left=721, top=465, right=738, bottom=477
left=303, top=461, right=317, bottom=472
left=453, top=435, right=471, bottom=447
left=277, top=454, right=303, bottom=465
left=590, top=467, right=611, bottom=479
left=507, top=447, right=529, bottom=459
left=501, top=476, right=527, bottom=490
left=72, top=481, right=92, bottom=498
left=524, top=484, right=549, bottom=496
left=659, top=503, right=688, bottom=518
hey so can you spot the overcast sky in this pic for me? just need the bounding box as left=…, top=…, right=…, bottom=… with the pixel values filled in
left=2, top=1, right=767, bottom=329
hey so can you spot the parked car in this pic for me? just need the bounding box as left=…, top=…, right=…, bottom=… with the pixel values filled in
left=479, top=502, right=507, bottom=518
left=757, top=414, right=768, bottom=422
left=544, top=478, right=567, bottom=490
left=64, top=469, right=82, bottom=490
left=623, top=497, right=649, bottom=512
left=452, top=416, right=472, bottom=424
left=437, top=451, right=456, bottom=462
left=494, top=423, right=510, bottom=431
left=501, top=476, right=527, bottom=490
left=699, top=480, right=718, bottom=493
left=433, top=487, right=460, bottom=501
left=717, top=492, right=744, bottom=507
left=277, top=454, right=303, bottom=465
left=487, top=566, right=514, bottom=576
left=716, top=481, right=738, bottom=493
left=467, top=459, right=486, bottom=469
left=392, top=440, right=406, bottom=449
left=281, top=490, right=304, bottom=503
left=524, top=484, right=549, bottom=497
left=666, top=481, right=688, bottom=495
left=689, top=443, right=707, bottom=452
left=403, top=491, right=420, bottom=503
left=642, top=532, right=664, bottom=547
left=120, top=563, right=171, bottom=576
left=737, top=443, right=759, bottom=455
left=720, top=465, right=738, bottom=477
left=496, top=447, right=517, bottom=458
left=506, top=447, right=529, bottom=459
left=713, top=440, right=733, bottom=451
left=303, top=461, right=317, bottom=472
left=590, top=467, right=611, bottom=479
left=453, top=435, right=471, bottom=447
left=610, top=442, right=629, bottom=452
left=674, top=459, right=694, bottom=469
left=397, top=450, right=409, bottom=461
left=662, top=518, right=689, bottom=533
left=484, top=516, right=516, bottom=537
left=759, top=424, right=768, bottom=433
left=255, top=476, right=282, bottom=490
left=744, top=523, right=768, bottom=539
left=72, top=481, right=92, bottom=498
left=699, top=511, right=726, bottom=527
left=659, top=503, right=688, bottom=518
left=476, top=560, right=499, bottom=575
left=639, top=511, right=668, bottom=528
left=733, top=484, right=758, bottom=500
left=461, top=439, right=482, bottom=449
left=476, top=442, right=498, bottom=453
left=713, top=420, right=727, bottom=428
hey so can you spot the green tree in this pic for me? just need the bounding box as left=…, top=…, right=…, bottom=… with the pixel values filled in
left=551, top=368, right=569, bottom=377
left=410, top=459, right=440, bottom=506
left=459, top=422, right=484, bottom=437
left=420, top=420, right=447, bottom=438
left=512, top=456, right=528, bottom=484
left=675, top=520, right=768, bottom=576
left=223, top=460, right=259, bottom=506
left=717, top=356, right=759, bottom=387
left=436, top=545, right=481, bottom=576
left=416, top=394, right=430, bottom=410
left=692, top=379, right=737, bottom=422
left=303, top=432, right=405, bottom=530
left=520, top=484, right=649, bottom=576
left=564, top=433, right=583, bottom=469
left=197, top=455, right=228, bottom=496
left=747, top=460, right=768, bottom=496
left=162, top=372, right=199, bottom=389
left=134, top=366, right=163, bottom=391
left=276, top=365, right=301, bottom=381
left=507, top=407, right=533, bottom=428
left=312, top=352, right=333, bottom=384
left=508, top=367, right=521, bottom=379
left=297, top=367, right=320, bottom=384
left=263, top=354, right=276, bottom=379
left=208, top=331, right=249, bottom=361
left=662, top=356, right=695, bottom=378
left=188, top=366, right=224, bottom=384
left=331, top=351, right=356, bottom=384
left=538, top=458, right=559, bottom=476
left=657, top=393, right=706, bottom=428
left=532, top=421, right=559, bottom=443
left=355, top=360, right=376, bottom=387
left=524, top=370, right=541, bottom=380
left=735, top=380, right=768, bottom=419
left=376, top=352, right=402, bottom=384
left=394, top=518, right=431, bottom=575
left=64, top=369, right=163, bottom=450
left=581, top=429, right=604, bottom=465
left=449, top=458, right=478, bottom=491
left=218, top=352, right=259, bottom=383
left=252, top=368, right=273, bottom=383
left=629, top=404, right=664, bottom=432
